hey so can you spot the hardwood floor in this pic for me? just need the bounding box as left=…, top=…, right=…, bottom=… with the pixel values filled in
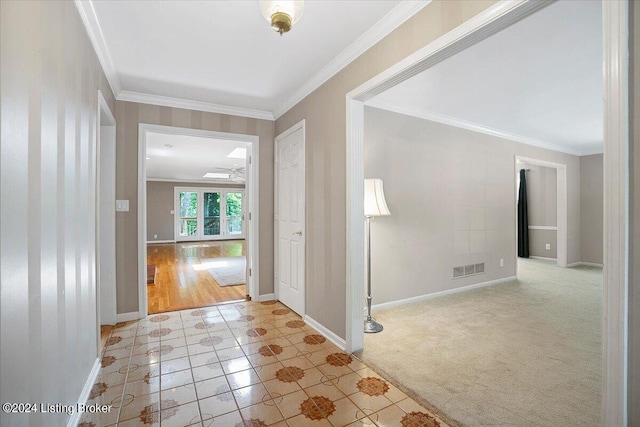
left=147, top=240, right=247, bottom=314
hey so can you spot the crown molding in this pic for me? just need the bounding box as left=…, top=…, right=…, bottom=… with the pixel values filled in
left=146, top=178, right=245, bottom=186
left=367, top=100, right=602, bottom=157
left=273, top=0, right=432, bottom=120
left=74, top=0, right=121, bottom=96
left=118, top=91, right=274, bottom=121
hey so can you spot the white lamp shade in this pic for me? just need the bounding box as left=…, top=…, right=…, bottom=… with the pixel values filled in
left=364, top=179, right=391, bottom=217
left=259, top=0, right=305, bottom=25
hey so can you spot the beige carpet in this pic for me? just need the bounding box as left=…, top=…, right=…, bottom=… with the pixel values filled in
left=361, top=258, right=602, bottom=427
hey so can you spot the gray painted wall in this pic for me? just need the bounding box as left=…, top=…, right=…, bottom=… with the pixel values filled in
left=580, top=154, right=604, bottom=265
left=529, top=229, right=558, bottom=259
left=147, top=181, right=244, bottom=241
left=116, top=102, right=275, bottom=313
left=363, top=107, right=582, bottom=305
left=519, top=163, right=558, bottom=258
left=0, top=1, right=116, bottom=425
left=629, top=1, right=640, bottom=422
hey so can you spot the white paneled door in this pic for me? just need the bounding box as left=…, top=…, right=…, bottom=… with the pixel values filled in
left=275, top=121, right=305, bottom=316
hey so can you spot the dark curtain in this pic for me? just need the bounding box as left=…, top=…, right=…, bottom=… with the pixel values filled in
left=517, top=169, right=529, bottom=258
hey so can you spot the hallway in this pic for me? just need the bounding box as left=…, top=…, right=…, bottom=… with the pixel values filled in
left=84, top=301, right=448, bottom=426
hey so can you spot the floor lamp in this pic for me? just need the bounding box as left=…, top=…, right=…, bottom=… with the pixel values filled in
left=364, top=178, right=391, bottom=333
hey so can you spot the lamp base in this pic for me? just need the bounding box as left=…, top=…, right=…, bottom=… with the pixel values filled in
left=364, top=318, right=383, bottom=333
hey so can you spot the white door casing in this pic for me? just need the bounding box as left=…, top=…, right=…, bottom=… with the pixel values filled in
left=275, top=120, right=305, bottom=315
left=138, top=124, right=259, bottom=317
left=96, top=90, right=117, bottom=328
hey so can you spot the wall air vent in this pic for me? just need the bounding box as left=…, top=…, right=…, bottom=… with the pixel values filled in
left=453, top=262, right=486, bottom=279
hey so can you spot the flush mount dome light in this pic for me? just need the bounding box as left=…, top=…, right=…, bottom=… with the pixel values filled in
left=259, top=0, right=304, bottom=35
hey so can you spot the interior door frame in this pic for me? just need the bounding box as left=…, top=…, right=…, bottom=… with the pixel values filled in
left=174, top=187, right=246, bottom=241
left=138, top=124, right=259, bottom=316
left=514, top=156, right=568, bottom=272
left=274, top=119, right=306, bottom=311
left=345, top=1, right=629, bottom=424
left=95, top=89, right=117, bottom=354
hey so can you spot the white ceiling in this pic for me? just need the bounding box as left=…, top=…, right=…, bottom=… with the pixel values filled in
left=87, top=0, right=424, bottom=118
left=146, top=133, right=247, bottom=183
left=368, top=0, right=603, bottom=156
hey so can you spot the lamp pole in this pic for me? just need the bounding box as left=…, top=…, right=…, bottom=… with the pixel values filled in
left=364, top=215, right=383, bottom=333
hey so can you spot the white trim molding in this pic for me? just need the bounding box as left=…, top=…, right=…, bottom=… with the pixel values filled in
left=117, top=311, right=141, bottom=322
left=273, top=0, right=431, bottom=119
left=372, top=276, right=517, bottom=313
left=529, top=256, right=558, bottom=262
left=259, top=293, right=275, bottom=302
left=118, top=91, right=274, bottom=121
left=366, top=99, right=602, bottom=156
left=74, top=0, right=121, bottom=96
left=66, top=358, right=101, bottom=427
left=566, top=261, right=604, bottom=268
left=146, top=240, right=176, bottom=244
left=602, top=1, right=630, bottom=423
left=528, top=225, right=558, bottom=231
left=366, top=100, right=600, bottom=157
left=304, top=315, right=347, bottom=351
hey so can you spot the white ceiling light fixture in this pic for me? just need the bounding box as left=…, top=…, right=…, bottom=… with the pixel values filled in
left=259, top=0, right=304, bottom=36
left=227, top=147, right=247, bottom=159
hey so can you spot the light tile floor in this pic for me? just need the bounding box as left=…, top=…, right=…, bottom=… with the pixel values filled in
left=80, top=301, right=447, bottom=427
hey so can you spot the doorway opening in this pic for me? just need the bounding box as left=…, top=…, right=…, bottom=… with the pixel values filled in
left=346, top=0, right=628, bottom=424
left=515, top=156, right=568, bottom=272
left=96, top=90, right=117, bottom=353
left=138, top=124, right=259, bottom=315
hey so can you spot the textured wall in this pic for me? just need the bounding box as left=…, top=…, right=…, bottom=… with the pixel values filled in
left=115, top=101, right=275, bottom=313
left=0, top=1, right=115, bottom=426
left=275, top=0, right=499, bottom=339
left=147, top=181, right=244, bottom=241
left=364, top=107, right=581, bottom=305
left=580, top=154, right=604, bottom=265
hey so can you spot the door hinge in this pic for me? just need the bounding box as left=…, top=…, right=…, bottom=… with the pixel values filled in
left=249, top=155, right=252, bottom=165
left=249, top=268, right=252, bottom=276
left=248, top=212, right=252, bottom=220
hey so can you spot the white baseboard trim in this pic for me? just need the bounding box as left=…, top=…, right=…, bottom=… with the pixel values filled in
left=372, top=276, right=518, bottom=312
left=580, top=262, right=604, bottom=267
left=530, top=256, right=557, bottom=261
left=67, top=357, right=100, bottom=427
left=259, top=293, right=275, bottom=302
left=304, top=315, right=347, bottom=351
left=566, top=261, right=604, bottom=268
left=147, top=240, right=175, bottom=244
left=117, top=311, right=140, bottom=322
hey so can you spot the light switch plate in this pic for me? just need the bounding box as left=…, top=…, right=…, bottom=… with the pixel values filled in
left=116, top=200, right=129, bottom=212
left=545, top=243, right=551, bottom=250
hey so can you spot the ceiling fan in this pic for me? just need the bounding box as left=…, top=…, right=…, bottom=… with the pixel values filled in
left=205, top=167, right=246, bottom=182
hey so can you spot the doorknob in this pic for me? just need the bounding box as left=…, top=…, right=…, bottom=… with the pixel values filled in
left=293, top=231, right=303, bottom=236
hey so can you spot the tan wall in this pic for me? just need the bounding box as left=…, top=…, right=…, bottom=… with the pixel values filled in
left=147, top=181, right=244, bottom=242
left=0, top=1, right=116, bottom=425
left=580, top=154, right=604, bottom=265
left=275, top=0, right=520, bottom=339
left=364, top=107, right=580, bottom=304
left=116, top=102, right=274, bottom=313
left=629, top=1, right=640, bottom=422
